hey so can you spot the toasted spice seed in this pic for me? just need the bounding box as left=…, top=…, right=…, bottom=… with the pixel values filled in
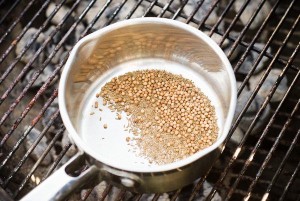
left=97, top=70, right=218, bottom=165
left=95, top=101, right=98, bottom=108
left=90, top=112, right=95, bottom=115
left=117, top=113, right=122, bottom=120
left=103, top=124, right=108, bottom=129
left=126, top=137, right=130, bottom=142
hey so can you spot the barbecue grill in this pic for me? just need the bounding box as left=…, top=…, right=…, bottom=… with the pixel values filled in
left=0, top=0, right=299, bottom=200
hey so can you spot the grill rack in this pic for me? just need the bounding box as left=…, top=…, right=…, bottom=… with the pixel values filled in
left=0, top=0, right=299, bottom=200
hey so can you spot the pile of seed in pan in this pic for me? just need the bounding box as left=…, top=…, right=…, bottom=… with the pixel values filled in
left=97, top=70, right=218, bottom=165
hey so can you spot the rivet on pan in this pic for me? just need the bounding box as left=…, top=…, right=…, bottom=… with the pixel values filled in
left=121, top=178, right=135, bottom=187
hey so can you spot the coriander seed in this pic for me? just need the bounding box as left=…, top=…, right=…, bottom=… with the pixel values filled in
left=97, top=70, right=218, bottom=165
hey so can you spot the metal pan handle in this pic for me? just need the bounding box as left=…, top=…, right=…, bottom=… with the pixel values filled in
left=21, top=153, right=100, bottom=201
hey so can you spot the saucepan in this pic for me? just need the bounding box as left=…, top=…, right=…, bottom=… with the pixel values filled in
left=21, top=18, right=236, bottom=201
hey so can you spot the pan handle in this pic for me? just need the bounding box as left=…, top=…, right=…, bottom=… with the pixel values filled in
left=20, top=153, right=100, bottom=201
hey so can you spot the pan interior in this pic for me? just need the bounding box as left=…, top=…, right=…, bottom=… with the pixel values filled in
left=78, top=58, right=224, bottom=170
left=61, top=19, right=236, bottom=171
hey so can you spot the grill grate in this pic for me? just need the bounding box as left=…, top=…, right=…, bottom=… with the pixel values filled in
left=0, top=0, right=299, bottom=200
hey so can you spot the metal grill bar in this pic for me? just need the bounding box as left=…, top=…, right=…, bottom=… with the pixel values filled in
left=0, top=0, right=41, bottom=46
left=187, top=176, right=206, bottom=200
left=3, top=0, right=108, bottom=180
left=170, top=189, right=181, bottom=201
left=81, top=188, right=94, bottom=201
left=134, top=194, right=142, bottom=201
left=210, top=0, right=251, bottom=41
left=0, top=0, right=66, bottom=82
left=196, top=0, right=218, bottom=29
left=0, top=1, right=112, bottom=151
left=43, top=143, right=72, bottom=180
left=171, top=0, right=189, bottom=20
left=159, top=0, right=176, bottom=18
left=104, top=0, right=128, bottom=27
left=0, top=0, right=22, bottom=26
left=101, top=184, right=113, bottom=201
left=206, top=0, right=234, bottom=35
left=172, top=1, right=280, bottom=200
left=81, top=0, right=113, bottom=36
left=226, top=0, right=275, bottom=59
left=185, top=0, right=205, bottom=24
left=236, top=20, right=298, bottom=147
left=0, top=0, right=92, bottom=146
left=1, top=0, right=120, bottom=196
left=279, top=160, right=300, bottom=201
left=0, top=90, right=58, bottom=170
left=0, top=0, right=51, bottom=65
left=242, top=67, right=300, bottom=199
left=152, top=194, right=160, bottom=201
left=226, top=98, right=300, bottom=200
left=143, top=0, right=158, bottom=17
left=157, top=0, right=175, bottom=18
left=206, top=14, right=300, bottom=200
left=214, top=27, right=300, bottom=72
left=1, top=0, right=112, bottom=185
left=14, top=126, right=65, bottom=197
left=225, top=0, right=297, bottom=152
left=116, top=189, right=127, bottom=201
left=187, top=2, right=297, bottom=200
left=125, top=0, right=143, bottom=19
left=3, top=109, right=60, bottom=187
left=262, top=128, right=300, bottom=201
left=235, top=1, right=295, bottom=96
left=146, top=0, right=300, bottom=71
